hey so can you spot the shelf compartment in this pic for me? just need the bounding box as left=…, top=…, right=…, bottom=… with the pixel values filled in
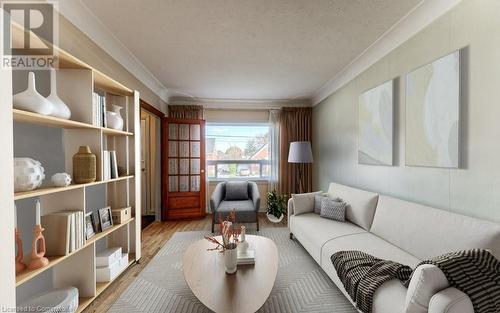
left=76, top=253, right=136, bottom=313
left=13, top=109, right=134, bottom=136
left=14, top=176, right=134, bottom=201
left=16, top=218, right=135, bottom=286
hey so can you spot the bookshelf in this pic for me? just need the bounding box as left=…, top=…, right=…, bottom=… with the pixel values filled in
left=8, top=23, right=141, bottom=310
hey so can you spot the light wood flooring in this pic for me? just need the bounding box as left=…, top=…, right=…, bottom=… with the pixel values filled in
left=84, top=213, right=287, bottom=312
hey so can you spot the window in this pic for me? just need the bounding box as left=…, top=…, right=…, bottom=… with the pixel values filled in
left=206, top=124, right=270, bottom=179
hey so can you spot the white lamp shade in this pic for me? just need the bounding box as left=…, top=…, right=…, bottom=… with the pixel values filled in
left=288, top=141, right=313, bottom=163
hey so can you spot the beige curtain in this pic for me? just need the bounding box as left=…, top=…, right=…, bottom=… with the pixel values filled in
left=278, top=107, right=313, bottom=196
left=168, top=105, right=204, bottom=119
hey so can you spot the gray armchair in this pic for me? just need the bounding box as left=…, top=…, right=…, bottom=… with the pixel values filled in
left=210, top=181, right=261, bottom=233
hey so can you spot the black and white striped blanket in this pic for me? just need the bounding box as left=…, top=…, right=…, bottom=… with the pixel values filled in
left=331, top=249, right=500, bottom=313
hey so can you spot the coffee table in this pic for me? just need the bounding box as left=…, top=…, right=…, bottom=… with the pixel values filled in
left=182, top=235, right=278, bottom=313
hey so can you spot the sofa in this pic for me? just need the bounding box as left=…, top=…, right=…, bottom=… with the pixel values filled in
left=288, top=182, right=500, bottom=313
left=210, top=181, right=261, bottom=233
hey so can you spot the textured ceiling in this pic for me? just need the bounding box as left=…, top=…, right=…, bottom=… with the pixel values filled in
left=81, top=0, right=421, bottom=101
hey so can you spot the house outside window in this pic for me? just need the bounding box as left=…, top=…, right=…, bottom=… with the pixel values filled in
left=206, top=124, right=270, bottom=180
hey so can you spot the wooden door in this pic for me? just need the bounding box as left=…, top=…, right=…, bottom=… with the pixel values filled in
left=163, top=118, right=206, bottom=220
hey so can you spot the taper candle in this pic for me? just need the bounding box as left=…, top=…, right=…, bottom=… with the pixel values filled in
left=14, top=203, right=17, bottom=229
left=35, top=200, right=41, bottom=225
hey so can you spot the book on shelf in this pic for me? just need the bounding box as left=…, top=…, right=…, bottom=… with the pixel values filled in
left=92, top=92, right=107, bottom=127
left=103, top=150, right=110, bottom=180
left=110, top=151, right=118, bottom=179
left=42, top=210, right=84, bottom=256
left=237, top=249, right=255, bottom=265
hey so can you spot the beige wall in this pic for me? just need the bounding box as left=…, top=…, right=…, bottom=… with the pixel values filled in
left=57, top=14, right=167, bottom=112
left=313, top=0, right=500, bottom=223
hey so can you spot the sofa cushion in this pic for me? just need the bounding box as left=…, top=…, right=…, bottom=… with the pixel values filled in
left=321, top=232, right=421, bottom=313
left=370, top=195, right=500, bottom=260
left=292, top=191, right=322, bottom=215
left=217, top=200, right=256, bottom=223
left=405, top=264, right=449, bottom=313
left=313, top=194, right=327, bottom=214
left=327, top=183, right=379, bottom=230
left=225, top=181, right=248, bottom=200
left=289, top=213, right=365, bottom=263
left=320, top=198, right=346, bottom=222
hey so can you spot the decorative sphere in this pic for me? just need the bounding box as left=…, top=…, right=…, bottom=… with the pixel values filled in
left=51, top=173, right=72, bottom=187
left=14, top=158, right=45, bottom=192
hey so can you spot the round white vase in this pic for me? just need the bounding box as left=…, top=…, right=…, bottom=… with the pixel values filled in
left=14, top=158, right=45, bottom=192
left=266, top=212, right=284, bottom=223
left=47, top=69, right=71, bottom=119
left=224, top=244, right=238, bottom=274
left=106, top=105, right=124, bottom=130
left=13, top=72, right=54, bottom=116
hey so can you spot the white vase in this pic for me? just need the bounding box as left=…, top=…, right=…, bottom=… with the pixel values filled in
left=47, top=69, right=71, bottom=119
left=106, top=105, right=124, bottom=130
left=13, top=72, right=54, bottom=116
left=267, top=212, right=284, bottom=223
left=51, top=173, right=72, bottom=187
left=224, top=244, right=238, bottom=274
left=14, top=158, right=45, bottom=192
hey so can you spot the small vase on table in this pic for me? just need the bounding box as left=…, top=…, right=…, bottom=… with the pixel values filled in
left=224, top=243, right=238, bottom=274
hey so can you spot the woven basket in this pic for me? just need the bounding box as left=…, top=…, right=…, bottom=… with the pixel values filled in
left=73, top=146, right=96, bottom=183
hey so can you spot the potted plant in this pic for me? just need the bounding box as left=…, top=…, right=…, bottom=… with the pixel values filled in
left=266, top=190, right=287, bottom=223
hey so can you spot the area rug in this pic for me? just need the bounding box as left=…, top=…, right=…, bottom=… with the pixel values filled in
left=108, top=228, right=356, bottom=313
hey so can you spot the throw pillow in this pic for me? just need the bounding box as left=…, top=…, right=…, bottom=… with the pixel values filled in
left=292, top=191, right=323, bottom=215
left=314, top=195, right=342, bottom=214
left=404, top=264, right=449, bottom=313
left=225, top=181, right=249, bottom=200
left=320, top=198, right=346, bottom=222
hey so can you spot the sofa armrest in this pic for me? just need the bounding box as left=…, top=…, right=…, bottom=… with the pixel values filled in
left=287, top=198, right=294, bottom=228
left=428, top=288, right=474, bottom=313
left=210, top=182, right=225, bottom=213
left=248, top=181, right=260, bottom=211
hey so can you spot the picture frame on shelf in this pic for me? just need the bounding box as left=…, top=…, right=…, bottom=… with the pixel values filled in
left=98, top=207, right=114, bottom=231
left=85, top=212, right=96, bottom=240
left=92, top=211, right=101, bottom=232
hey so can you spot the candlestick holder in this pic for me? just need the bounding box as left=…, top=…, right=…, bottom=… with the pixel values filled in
left=28, top=224, right=49, bottom=270
left=15, top=228, right=27, bottom=274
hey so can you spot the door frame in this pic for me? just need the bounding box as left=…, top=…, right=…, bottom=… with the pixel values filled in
left=139, top=100, right=165, bottom=221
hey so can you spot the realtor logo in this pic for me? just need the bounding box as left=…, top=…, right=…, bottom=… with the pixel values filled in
left=1, top=0, right=58, bottom=69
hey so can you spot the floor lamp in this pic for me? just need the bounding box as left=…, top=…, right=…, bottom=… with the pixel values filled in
left=288, top=141, right=313, bottom=194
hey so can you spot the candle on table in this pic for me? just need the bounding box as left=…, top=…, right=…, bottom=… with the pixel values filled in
left=35, top=200, right=41, bottom=226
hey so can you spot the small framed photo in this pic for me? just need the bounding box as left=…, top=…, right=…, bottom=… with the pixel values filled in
left=92, top=211, right=101, bottom=232
left=84, top=212, right=96, bottom=240
left=98, top=207, right=114, bottom=231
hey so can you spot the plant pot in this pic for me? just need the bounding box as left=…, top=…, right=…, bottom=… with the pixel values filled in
left=224, top=243, right=238, bottom=274
left=266, top=212, right=284, bottom=223
left=47, top=69, right=71, bottom=119
left=13, top=72, right=54, bottom=116
left=106, top=105, right=124, bottom=130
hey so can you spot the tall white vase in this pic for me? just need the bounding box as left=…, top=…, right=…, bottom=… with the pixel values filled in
left=224, top=244, right=238, bottom=274
left=13, top=72, right=54, bottom=116
left=106, top=105, right=124, bottom=130
left=47, top=69, right=71, bottom=119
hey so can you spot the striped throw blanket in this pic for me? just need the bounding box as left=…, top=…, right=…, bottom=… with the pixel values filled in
left=331, top=249, right=500, bottom=313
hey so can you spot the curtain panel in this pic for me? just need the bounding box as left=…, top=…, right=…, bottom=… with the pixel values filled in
left=168, top=105, right=204, bottom=119
left=268, top=110, right=281, bottom=193
left=278, top=107, right=313, bottom=196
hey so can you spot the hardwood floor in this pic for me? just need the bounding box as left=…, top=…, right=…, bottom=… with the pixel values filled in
left=84, top=213, right=287, bottom=312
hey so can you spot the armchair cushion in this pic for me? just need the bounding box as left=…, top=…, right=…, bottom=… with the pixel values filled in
left=225, top=181, right=249, bottom=200
left=217, top=200, right=256, bottom=223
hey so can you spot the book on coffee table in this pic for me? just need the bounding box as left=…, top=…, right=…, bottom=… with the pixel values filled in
left=237, top=249, right=255, bottom=265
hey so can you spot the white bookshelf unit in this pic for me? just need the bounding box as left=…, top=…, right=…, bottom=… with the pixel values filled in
left=9, top=24, right=141, bottom=312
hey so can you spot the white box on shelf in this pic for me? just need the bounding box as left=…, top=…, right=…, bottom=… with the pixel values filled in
left=96, top=253, right=129, bottom=283
left=96, top=247, right=122, bottom=267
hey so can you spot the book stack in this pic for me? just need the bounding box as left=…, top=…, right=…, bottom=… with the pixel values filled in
left=41, top=210, right=85, bottom=256
left=92, top=92, right=107, bottom=127
left=237, top=248, right=255, bottom=265
left=103, top=150, right=119, bottom=180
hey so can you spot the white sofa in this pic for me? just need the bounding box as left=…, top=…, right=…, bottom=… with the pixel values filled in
left=288, top=183, right=500, bottom=313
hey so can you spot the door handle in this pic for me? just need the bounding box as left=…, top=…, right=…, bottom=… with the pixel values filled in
left=201, top=169, right=205, bottom=173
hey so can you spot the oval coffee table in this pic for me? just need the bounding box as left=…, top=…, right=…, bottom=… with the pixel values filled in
left=182, top=235, right=278, bottom=313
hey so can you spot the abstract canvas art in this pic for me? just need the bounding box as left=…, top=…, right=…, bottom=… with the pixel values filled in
left=406, top=50, right=460, bottom=168
left=358, top=80, right=393, bottom=165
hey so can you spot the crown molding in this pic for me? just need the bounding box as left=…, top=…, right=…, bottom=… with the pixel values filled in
left=170, top=97, right=311, bottom=110
left=311, top=0, right=462, bottom=106
left=57, top=0, right=170, bottom=104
